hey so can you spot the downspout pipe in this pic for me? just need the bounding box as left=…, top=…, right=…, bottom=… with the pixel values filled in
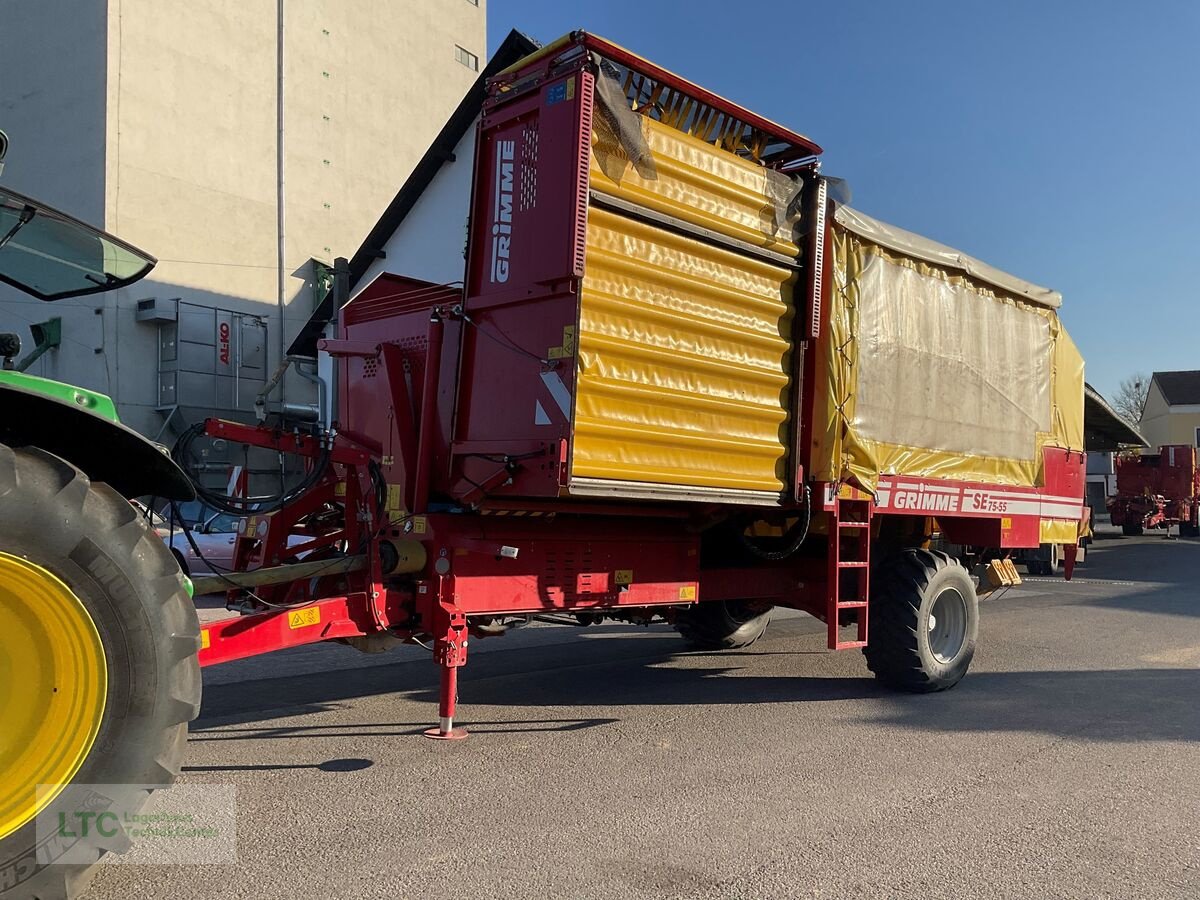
left=293, top=357, right=326, bottom=425
left=276, top=0, right=287, bottom=410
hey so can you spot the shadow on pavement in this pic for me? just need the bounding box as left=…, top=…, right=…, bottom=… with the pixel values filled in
left=182, top=757, right=374, bottom=773
left=194, top=627, right=1200, bottom=745
left=1081, top=534, right=1200, bottom=585
left=191, top=536, right=1198, bottom=743
left=190, top=718, right=619, bottom=740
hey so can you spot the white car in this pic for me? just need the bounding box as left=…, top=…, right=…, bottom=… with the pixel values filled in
left=136, top=503, right=243, bottom=577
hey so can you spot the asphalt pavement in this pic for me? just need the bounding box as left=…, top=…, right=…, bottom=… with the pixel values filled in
left=92, top=532, right=1199, bottom=899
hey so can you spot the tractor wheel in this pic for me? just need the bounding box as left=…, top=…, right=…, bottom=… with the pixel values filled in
left=863, top=549, right=978, bottom=693
left=0, top=445, right=201, bottom=900
left=1122, top=522, right=1144, bottom=536
left=675, top=600, right=772, bottom=650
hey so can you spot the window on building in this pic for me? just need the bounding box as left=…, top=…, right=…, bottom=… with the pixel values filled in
left=455, top=45, right=479, bottom=71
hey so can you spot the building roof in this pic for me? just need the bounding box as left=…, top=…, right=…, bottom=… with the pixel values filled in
left=1085, top=383, right=1147, bottom=450
left=1151, top=370, right=1200, bottom=406
left=287, top=29, right=540, bottom=359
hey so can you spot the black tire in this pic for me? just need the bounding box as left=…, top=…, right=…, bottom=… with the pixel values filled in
left=0, top=445, right=201, bottom=900
left=863, top=549, right=978, bottom=693
left=1028, top=543, right=1061, bottom=578
left=675, top=600, right=772, bottom=650
left=1122, top=522, right=1143, bottom=536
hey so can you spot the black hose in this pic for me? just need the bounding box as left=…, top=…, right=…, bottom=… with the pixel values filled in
left=171, top=422, right=332, bottom=516
left=737, top=484, right=812, bottom=561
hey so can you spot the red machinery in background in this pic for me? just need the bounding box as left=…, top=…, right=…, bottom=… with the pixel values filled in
left=183, top=32, right=1087, bottom=739
left=1107, top=445, right=1200, bottom=537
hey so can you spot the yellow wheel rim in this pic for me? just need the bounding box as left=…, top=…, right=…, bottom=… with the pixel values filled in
left=0, top=551, right=107, bottom=840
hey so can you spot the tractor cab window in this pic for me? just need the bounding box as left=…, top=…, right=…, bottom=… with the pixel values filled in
left=0, top=186, right=155, bottom=300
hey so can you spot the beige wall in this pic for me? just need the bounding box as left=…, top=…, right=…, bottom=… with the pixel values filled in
left=1138, top=381, right=1200, bottom=449
left=1, top=0, right=484, bottom=436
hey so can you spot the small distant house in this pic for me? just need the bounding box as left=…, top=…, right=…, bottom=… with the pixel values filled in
left=1139, top=370, right=1200, bottom=449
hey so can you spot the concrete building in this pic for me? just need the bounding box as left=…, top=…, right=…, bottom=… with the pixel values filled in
left=0, top=0, right=486, bottom=438
left=1139, top=370, right=1200, bottom=449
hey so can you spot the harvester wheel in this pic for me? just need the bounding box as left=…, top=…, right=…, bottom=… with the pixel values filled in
left=863, top=549, right=977, bottom=693
left=0, top=444, right=201, bottom=900
left=674, top=600, right=772, bottom=650
left=1027, top=543, right=1061, bottom=577
left=1121, top=522, right=1144, bottom=536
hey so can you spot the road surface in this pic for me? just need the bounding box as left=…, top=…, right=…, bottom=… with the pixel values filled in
left=92, top=533, right=1200, bottom=899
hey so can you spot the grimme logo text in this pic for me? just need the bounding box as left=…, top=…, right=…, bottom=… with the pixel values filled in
left=489, top=139, right=516, bottom=283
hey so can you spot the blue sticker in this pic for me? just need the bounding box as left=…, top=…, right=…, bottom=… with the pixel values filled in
left=546, top=82, right=566, bottom=105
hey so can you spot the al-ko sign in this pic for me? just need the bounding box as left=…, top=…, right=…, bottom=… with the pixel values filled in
left=489, top=139, right=516, bottom=284
left=218, top=321, right=231, bottom=365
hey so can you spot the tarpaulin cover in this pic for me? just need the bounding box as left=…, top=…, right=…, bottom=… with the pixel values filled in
left=832, top=205, right=1062, bottom=309
left=571, top=206, right=795, bottom=496
left=590, top=110, right=801, bottom=255
left=814, top=207, right=1085, bottom=492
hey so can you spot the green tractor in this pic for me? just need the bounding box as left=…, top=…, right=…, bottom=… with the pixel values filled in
left=0, top=182, right=200, bottom=899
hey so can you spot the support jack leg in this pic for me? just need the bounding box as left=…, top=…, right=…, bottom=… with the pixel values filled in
left=424, top=662, right=468, bottom=741
left=424, top=586, right=469, bottom=740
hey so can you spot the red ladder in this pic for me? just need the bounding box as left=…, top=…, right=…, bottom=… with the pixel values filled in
left=827, top=495, right=873, bottom=650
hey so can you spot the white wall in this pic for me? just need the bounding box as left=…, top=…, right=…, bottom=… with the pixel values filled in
left=355, top=122, right=479, bottom=295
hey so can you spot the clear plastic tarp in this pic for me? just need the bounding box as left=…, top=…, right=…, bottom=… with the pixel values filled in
left=814, top=204, right=1085, bottom=492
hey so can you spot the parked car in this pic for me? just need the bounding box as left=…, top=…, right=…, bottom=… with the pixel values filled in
left=134, top=501, right=243, bottom=576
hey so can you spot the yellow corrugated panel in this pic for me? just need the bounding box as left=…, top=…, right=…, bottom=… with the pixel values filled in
left=571, top=206, right=795, bottom=493
left=590, top=115, right=800, bottom=256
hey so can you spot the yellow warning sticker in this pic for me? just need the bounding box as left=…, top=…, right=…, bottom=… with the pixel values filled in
left=679, top=585, right=697, bottom=601
left=386, top=484, right=404, bottom=515
left=548, top=325, right=577, bottom=360
left=1001, top=517, right=1013, bottom=530
left=565, top=75, right=576, bottom=100
left=200, top=629, right=211, bottom=650
left=615, top=569, right=634, bottom=585
left=411, top=517, right=427, bottom=535
left=334, top=481, right=347, bottom=498
left=288, top=607, right=321, bottom=630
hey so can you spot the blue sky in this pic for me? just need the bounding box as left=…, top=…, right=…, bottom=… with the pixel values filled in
left=488, top=0, right=1199, bottom=398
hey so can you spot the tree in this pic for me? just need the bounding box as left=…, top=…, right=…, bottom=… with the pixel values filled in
left=1112, top=373, right=1150, bottom=424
